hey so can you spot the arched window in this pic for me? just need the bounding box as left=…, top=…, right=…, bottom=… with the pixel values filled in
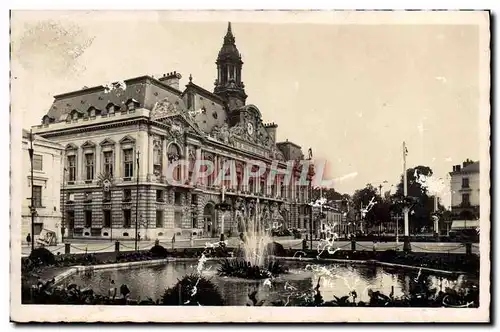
left=153, top=140, right=162, bottom=176
left=167, top=144, right=181, bottom=182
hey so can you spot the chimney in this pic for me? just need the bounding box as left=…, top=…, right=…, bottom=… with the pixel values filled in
left=159, top=71, right=182, bottom=90
left=264, top=122, right=278, bottom=142
left=456, top=165, right=461, bottom=172
left=462, top=159, right=474, bottom=168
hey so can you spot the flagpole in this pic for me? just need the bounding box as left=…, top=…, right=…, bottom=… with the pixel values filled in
left=403, top=141, right=411, bottom=251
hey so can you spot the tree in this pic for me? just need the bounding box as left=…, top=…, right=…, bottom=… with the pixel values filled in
left=393, top=165, right=436, bottom=233
left=311, top=187, right=351, bottom=213
left=311, top=187, right=345, bottom=202
left=352, top=184, right=391, bottom=229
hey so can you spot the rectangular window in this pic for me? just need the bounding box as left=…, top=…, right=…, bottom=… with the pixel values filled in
left=67, top=155, right=76, bottom=181
left=34, top=223, right=43, bottom=235
left=123, top=210, right=131, bottom=228
left=103, top=151, right=113, bottom=176
left=103, top=210, right=111, bottom=228
left=67, top=211, right=75, bottom=230
left=33, top=154, right=43, bottom=171
left=85, top=153, right=95, bottom=180
left=153, top=147, right=162, bottom=175
left=33, top=185, right=42, bottom=207
left=174, top=192, right=182, bottom=205
left=85, top=210, right=92, bottom=228
left=123, top=149, right=134, bottom=178
left=156, top=190, right=164, bottom=202
left=103, top=190, right=111, bottom=202
left=156, top=210, right=164, bottom=228
left=187, top=93, right=194, bottom=109
left=123, top=189, right=132, bottom=202
left=260, top=180, right=266, bottom=195
left=462, top=193, right=470, bottom=206
left=174, top=211, right=182, bottom=228
left=84, top=191, right=92, bottom=202
left=462, top=177, right=470, bottom=188
left=191, top=194, right=198, bottom=205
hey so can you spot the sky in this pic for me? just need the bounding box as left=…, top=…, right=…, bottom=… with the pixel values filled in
left=10, top=11, right=484, bottom=207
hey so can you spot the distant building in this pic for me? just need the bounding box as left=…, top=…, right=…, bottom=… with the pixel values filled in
left=314, top=205, right=344, bottom=239
left=449, top=159, right=480, bottom=233
left=22, top=130, right=64, bottom=245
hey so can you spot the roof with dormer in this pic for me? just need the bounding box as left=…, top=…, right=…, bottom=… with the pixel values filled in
left=44, top=75, right=186, bottom=123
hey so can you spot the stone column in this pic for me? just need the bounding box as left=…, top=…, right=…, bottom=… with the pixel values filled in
left=139, top=131, right=148, bottom=182
left=77, top=147, right=84, bottom=183
left=95, top=144, right=101, bottom=177
left=183, top=145, right=189, bottom=184
left=148, top=134, right=154, bottom=178
left=196, top=148, right=202, bottom=187
left=162, top=138, right=168, bottom=181
left=114, top=143, right=120, bottom=179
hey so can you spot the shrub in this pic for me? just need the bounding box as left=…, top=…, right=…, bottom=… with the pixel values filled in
left=29, top=247, right=56, bottom=266
left=217, top=259, right=288, bottom=279
left=161, top=274, right=224, bottom=306
left=150, top=244, right=168, bottom=258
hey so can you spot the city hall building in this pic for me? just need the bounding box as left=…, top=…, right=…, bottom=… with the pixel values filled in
left=31, top=23, right=315, bottom=241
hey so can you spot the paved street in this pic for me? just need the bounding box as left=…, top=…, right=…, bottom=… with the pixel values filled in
left=21, top=237, right=479, bottom=257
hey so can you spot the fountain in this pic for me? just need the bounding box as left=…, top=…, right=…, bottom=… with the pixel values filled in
left=217, top=198, right=288, bottom=279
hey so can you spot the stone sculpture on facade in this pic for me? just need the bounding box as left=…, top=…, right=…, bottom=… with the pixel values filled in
left=150, top=97, right=177, bottom=120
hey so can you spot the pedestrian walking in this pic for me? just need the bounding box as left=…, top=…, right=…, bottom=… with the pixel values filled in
left=26, top=233, right=31, bottom=245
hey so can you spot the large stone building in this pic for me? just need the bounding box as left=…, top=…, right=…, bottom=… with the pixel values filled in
left=31, top=23, right=313, bottom=241
left=22, top=130, right=64, bottom=245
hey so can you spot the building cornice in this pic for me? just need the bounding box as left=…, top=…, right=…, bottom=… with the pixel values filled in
left=53, top=75, right=182, bottom=100
left=36, top=118, right=149, bottom=138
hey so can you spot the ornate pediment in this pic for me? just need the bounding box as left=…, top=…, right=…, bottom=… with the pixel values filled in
left=81, top=140, right=96, bottom=149
left=65, top=143, right=78, bottom=151
left=100, top=138, right=116, bottom=147
left=119, top=135, right=136, bottom=145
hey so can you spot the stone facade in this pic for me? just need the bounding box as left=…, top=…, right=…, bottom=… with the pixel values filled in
left=31, top=23, right=313, bottom=240
left=22, top=130, right=64, bottom=244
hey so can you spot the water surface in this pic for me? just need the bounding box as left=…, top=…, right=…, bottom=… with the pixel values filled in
left=62, top=260, right=464, bottom=305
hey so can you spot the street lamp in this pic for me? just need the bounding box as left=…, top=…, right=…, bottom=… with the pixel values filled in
left=134, top=149, right=140, bottom=251
left=61, top=167, right=67, bottom=243
left=215, top=191, right=232, bottom=242
left=28, top=129, right=36, bottom=252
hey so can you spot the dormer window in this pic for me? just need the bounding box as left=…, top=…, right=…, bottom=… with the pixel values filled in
left=41, top=115, right=54, bottom=125
left=106, top=103, right=117, bottom=115
left=126, top=99, right=139, bottom=112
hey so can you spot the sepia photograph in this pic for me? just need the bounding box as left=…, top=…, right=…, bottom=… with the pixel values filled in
left=9, top=10, right=490, bottom=323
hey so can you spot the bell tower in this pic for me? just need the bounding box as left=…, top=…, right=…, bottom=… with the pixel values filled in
left=214, top=22, right=247, bottom=110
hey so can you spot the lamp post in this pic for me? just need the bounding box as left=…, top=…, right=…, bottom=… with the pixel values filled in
left=135, top=150, right=140, bottom=251
left=28, top=129, right=35, bottom=251
left=402, top=141, right=411, bottom=252
left=61, top=167, right=67, bottom=243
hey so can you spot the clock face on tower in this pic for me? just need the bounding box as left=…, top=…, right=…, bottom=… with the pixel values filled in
left=247, top=122, right=254, bottom=135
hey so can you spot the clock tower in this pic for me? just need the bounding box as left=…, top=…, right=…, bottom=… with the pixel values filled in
left=214, top=22, right=248, bottom=110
